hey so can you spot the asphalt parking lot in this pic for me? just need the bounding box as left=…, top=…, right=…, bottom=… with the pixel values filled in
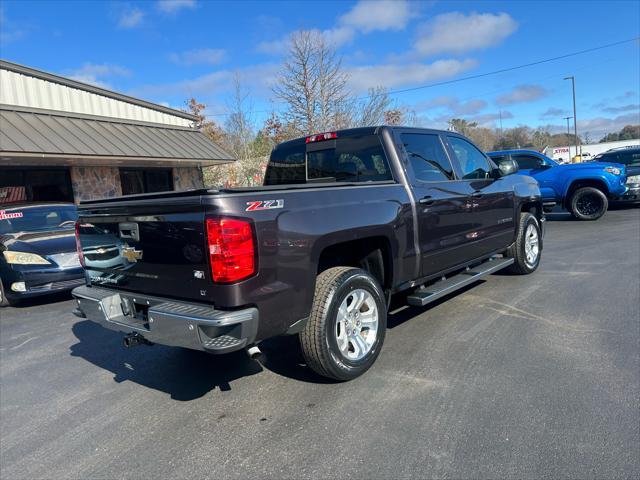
left=1, top=208, right=638, bottom=479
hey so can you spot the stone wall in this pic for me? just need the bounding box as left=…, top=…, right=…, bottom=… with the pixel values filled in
left=173, top=167, right=204, bottom=191
left=70, top=166, right=122, bottom=203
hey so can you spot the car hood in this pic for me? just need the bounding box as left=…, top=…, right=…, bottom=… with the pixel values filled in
left=553, top=162, right=626, bottom=175
left=0, top=229, right=77, bottom=255
left=554, top=161, right=625, bottom=172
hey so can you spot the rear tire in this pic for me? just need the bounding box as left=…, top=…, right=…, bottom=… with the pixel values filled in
left=299, top=267, right=386, bottom=381
left=505, top=213, right=542, bottom=275
left=0, top=279, right=10, bottom=307
left=569, top=187, right=608, bottom=220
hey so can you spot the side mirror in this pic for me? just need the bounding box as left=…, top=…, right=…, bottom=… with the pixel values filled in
left=497, top=159, right=519, bottom=176
left=538, top=163, right=552, bottom=170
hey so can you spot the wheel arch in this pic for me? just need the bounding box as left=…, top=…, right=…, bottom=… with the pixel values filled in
left=564, top=178, right=609, bottom=208
left=316, top=236, right=394, bottom=294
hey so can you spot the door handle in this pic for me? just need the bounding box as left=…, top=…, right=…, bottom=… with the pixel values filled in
left=419, top=195, right=434, bottom=205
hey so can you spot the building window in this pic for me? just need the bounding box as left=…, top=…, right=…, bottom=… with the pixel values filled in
left=120, top=168, right=173, bottom=195
left=0, top=168, right=74, bottom=203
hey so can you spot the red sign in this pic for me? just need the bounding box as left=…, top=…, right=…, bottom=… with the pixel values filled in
left=0, top=210, right=24, bottom=220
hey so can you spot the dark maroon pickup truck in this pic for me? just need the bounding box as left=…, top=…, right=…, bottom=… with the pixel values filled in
left=72, top=126, right=544, bottom=380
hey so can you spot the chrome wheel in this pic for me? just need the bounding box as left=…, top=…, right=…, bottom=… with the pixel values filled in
left=335, top=288, right=378, bottom=361
left=524, top=224, right=539, bottom=267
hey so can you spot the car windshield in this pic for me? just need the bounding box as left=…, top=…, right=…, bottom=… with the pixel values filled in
left=0, top=205, right=78, bottom=234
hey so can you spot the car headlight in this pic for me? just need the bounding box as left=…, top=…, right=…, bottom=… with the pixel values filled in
left=627, top=175, right=640, bottom=184
left=3, top=251, right=51, bottom=265
left=604, top=166, right=622, bottom=175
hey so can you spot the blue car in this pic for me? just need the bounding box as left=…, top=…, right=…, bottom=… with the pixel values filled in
left=487, top=149, right=627, bottom=220
left=0, top=202, right=84, bottom=306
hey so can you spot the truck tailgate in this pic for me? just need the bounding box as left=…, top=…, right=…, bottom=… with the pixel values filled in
left=77, top=197, right=210, bottom=302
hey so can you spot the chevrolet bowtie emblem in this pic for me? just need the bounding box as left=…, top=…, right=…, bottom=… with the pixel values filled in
left=122, top=246, right=143, bottom=262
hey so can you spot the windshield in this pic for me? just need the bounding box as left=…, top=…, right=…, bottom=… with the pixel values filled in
left=0, top=205, right=78, bottom=234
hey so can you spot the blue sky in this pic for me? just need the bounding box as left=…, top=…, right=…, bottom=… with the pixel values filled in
left=1, top=0, right=639, bottom=139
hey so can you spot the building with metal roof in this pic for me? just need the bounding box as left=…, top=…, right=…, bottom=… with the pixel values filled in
left=0, top=59, right=234, bottom=203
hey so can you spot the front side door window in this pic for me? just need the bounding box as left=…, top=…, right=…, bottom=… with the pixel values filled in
left=447, top=136, right=492, bottom=179
left=401, top=133, right=454, bottom=182
left=446, top=135, right=515, bottom=258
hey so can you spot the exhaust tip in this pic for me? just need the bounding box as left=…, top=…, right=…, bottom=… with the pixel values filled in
left=123, top=333, right=151, bottom=348
left=246, top=344, right=263, bottom=360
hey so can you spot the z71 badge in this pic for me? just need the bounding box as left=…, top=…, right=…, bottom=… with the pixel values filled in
left=246, top=199, right=284, bottom=211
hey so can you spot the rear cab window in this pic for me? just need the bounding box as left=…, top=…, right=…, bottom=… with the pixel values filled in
left=264, top=134, right=393, bottom=185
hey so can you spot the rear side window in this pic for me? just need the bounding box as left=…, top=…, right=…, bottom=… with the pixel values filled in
left=264, top=144, right=306, bottom=185
left=264, top=135, right=392, bottom=185
left=512, top=154, right=543, bottom=169
left=401, top=133, right=454, bottom=182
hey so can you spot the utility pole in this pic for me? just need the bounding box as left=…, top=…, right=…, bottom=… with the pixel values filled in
left=564, top=76, right=579, bottom=160
left=563, top=116, right=571, bottom=136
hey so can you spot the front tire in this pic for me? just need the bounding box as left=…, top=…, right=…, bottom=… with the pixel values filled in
left=506, top=213, right=542, bottom=275
left=569, top=187, right=608, bottom=220
left=299, top=267, right=387, bottom=381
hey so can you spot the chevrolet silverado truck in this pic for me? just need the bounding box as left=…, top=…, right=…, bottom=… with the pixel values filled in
left=72, top=127, right=544, bottom=381
left=487, top=149, right=627, bottom=220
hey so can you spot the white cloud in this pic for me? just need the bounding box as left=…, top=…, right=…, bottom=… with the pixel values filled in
left=601, top=104, right=639, bottom=114
left=542, top=113, right=639, bottom=138
left=257, top=27, right=355, bottom=55
left=118, top=7, right=144, bottom=29
left=415, top=96, right=487, bottom=115
left=539, top=107, right=568, bottom=119
left=415, top=12, right=517, bottom=56
left=66, top=63, right=131, bottom=89
left=339, top=0, right=414, bottom=33
left=577, top=113, right=640, bottom=135
left=347, top=58, right=478, bottom=91
left=257, top=0, right=413, bottom=56
left=131, top=63, right=279, bottom=100
left=496, top=84, right=547, bottom=106
left=468, top=111, right=514, bottom=127
left=156, top=0, right=196, bottom=14
left=169, top=48, right=226, bottom=66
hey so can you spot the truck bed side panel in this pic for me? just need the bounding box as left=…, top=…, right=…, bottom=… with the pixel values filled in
left=205, top=183, right=414, bottom=340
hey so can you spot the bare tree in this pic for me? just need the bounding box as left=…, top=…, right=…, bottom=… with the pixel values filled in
left=224, top=72, right=254, bottom=161
left=273, top=30, right=350, bottom=135
left=447, top=118, right=478, bottom=136
left=352, top=87, right=392, bottom=126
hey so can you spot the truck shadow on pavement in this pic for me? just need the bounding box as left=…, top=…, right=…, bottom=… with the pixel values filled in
left=70, top=320, right=263, bottom=400
left=69, top=282, right=487, bottom=392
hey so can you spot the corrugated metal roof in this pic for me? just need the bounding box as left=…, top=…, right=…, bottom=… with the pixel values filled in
left=1, top=59, right=196, bottom=124
left=0, top=106, right=235, bottom=164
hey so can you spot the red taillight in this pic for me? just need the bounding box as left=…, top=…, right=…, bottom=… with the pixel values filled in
left=205, top=217, right=255, bottom=283
left=75, top=220, right=85, bottom=268
left=305, top=131, right=337, bottom=143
